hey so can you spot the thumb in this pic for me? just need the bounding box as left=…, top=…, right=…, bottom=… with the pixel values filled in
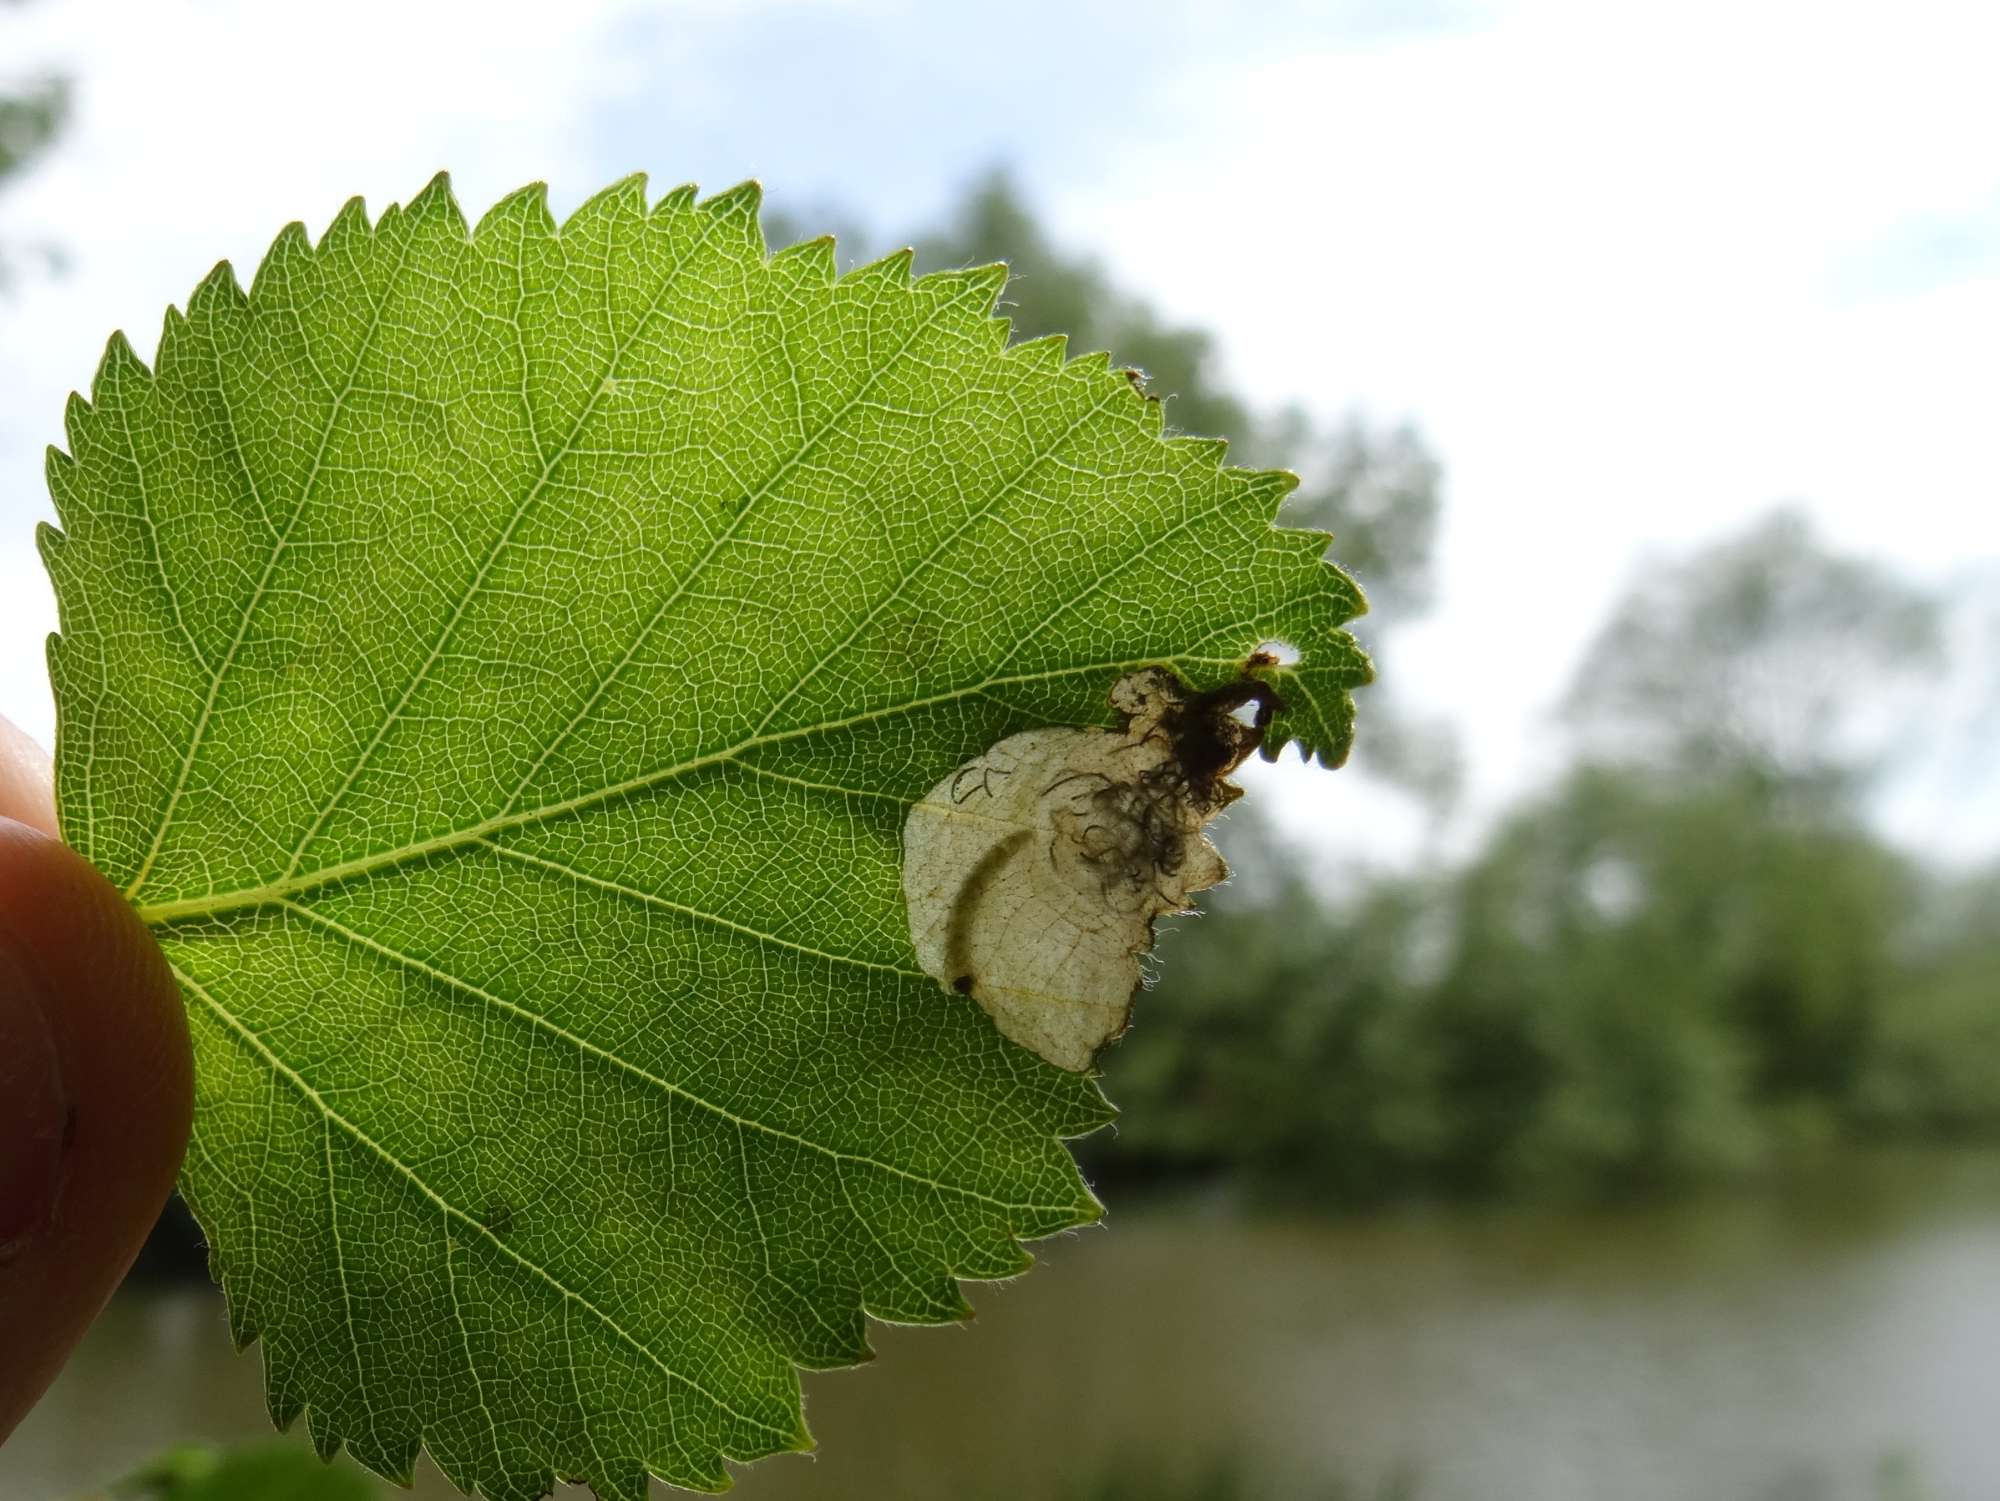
left=0, top=719, right=192, bottom=1441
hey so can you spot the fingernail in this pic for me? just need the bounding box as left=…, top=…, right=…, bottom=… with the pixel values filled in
left=0, top=947, right=68, bottom=1258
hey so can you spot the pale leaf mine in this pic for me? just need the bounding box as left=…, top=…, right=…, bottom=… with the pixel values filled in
left=903, top=668, right=1279, bottom=1070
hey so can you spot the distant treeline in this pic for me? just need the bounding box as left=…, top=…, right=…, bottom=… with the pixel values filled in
left=1090, top=761, right=2000, bottom=1205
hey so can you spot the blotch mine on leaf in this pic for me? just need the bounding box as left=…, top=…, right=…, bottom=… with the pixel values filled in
left=901, top=669, right=1279, bottom=1071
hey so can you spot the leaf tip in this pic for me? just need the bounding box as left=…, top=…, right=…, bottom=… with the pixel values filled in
left=1119, top=367, right=1167, bottom=435
left=704, top=177, right=763, bottom=211
left=1008, top=331, right=1068, bottom=369
left=845, top=246, right=915, bottom=286
left=273, top=218, right=313, bottom=252
left=767, top=234, right=837, bottom=285
left=408, top=168, right=457, bottom=216
left=89, top=329, right=151, bottom=409
left=99, top=324, right=140, bottom=368
left=41, top=441, right=74, bottom=483
left=1165, top=434, right=1228, bottom=469
left=252, top=218, right=316, bottom=298
left=570, top=171, right=650, bottom=234
left=319, top=192, right=373, bottom=252
left=700, top=179, right=765, bottom=247
left=916, top=258, right=1008, bottom=312
left=477, top=179, right=555, bottom=241
left=189, top=258, right=247, bottom=317
left=655, top=181, right=701, bottom=213
left=60, top=389, right=93, bottom=456
left=1246, top=463, right=1300, bottom=504
left=158, top=302, right=193, bottom=358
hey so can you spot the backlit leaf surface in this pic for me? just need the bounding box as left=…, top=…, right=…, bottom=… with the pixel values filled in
left=42, top=174, right=1368, bottom=1497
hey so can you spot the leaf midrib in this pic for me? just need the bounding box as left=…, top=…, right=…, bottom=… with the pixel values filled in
left=133, top=449, right=1287, bottom=926
left=131, top=652, right=1253, bottom=925
left=131, top=230, right=996, bottom=924
left=119, top=223, right=1305, bottom=932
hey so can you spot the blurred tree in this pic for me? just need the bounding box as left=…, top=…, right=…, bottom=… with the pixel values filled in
left=1105, top=758, right=1968, bottom=1204
left=1414, top=521, right=1985, bottom=1196
left=1265, top=411, right=1441, bottom=627
left=1081, top=869, right=1454, bottom=1205
left=0, top=78, right=66, bottom=182
left=1049, top=1452, right=1415, bottom=1501
left=1439, top=766, right=1914, bottom=1192
left=0, top=0, right=70, bottom=286
left=1562, top=509, right=1943, bottom=798
left=105, top=1441, right=379, bottom=1501
left=1856, top=868, right=2000, bottom=1132
left=911, top=168, right=1254, bottom=446
left=1100, top=507, right=1993, bottom=1204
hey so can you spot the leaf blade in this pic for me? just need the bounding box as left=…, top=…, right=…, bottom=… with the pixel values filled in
left=45, top=174, right=1367, bottom=1497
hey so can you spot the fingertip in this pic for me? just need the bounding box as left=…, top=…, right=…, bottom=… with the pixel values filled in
left=0, top=816, right=190, bottom=1439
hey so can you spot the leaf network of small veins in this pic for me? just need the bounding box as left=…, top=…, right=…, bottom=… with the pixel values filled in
left=46, top=177, right=1361, bottom=1499
left=154, top=220, right=1058, bottom=1392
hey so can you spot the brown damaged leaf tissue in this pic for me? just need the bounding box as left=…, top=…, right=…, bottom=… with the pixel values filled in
left=903, top=668, right=1278, bottom=1070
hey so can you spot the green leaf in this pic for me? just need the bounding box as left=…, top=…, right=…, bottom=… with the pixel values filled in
left=42, top=174, right=1368, bottom=1498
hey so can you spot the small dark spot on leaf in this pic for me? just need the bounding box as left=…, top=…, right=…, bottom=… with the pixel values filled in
left=482, top=1200, right=515, bottom=1238
left=952, top=975, right=974, bottom=995
left=1162, top=677, right=1285, bottom=806
left=1121, top=367, right=1160, bottom=402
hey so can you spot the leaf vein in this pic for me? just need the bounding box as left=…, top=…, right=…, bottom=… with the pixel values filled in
left=274, top=897, right=1072, bottom=1219
left=279, top=209, right=730, bottom=879
left=748, top=384, right=1125, bottom=739
left=174, top=961, right=792, bottom=1443
left=133, top=654, right=1260, bottom=925
left=494, top=276, right=993, bottom=821
left=123, top=227, right=421, bottom=899
left=474, top=839, right=921, bottom=979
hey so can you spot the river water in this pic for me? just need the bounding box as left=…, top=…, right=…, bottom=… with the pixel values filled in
left=9, top=1148, right=2000, bottom=1500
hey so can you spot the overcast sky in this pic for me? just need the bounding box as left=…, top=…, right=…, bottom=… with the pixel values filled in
left=3, top=0, right=1994, bottom=870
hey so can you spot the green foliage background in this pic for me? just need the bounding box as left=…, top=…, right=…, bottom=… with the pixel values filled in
left=0, top=0, right=67, bottom=288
